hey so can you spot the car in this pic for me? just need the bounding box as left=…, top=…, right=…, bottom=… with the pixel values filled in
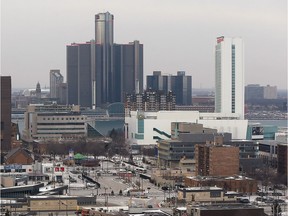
left=255, top=197, right=266, bottom=202
left=275, top=199, right=285, bottom=203
left=70, top=178, right=77, bottom=183
left=256, top=191, right=268, bottom=196
left=87, top=182, right=96, bottom=187
left=239, top=198, right=250, bottom=203
left=272, top=192, right=283, bottom=196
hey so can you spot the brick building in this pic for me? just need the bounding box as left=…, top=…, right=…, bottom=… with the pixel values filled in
left=184, top=175, right=257, bottom=194
left=5, top=147, right=33, bottom=165
left=1, top=76, right=12, bottom=152
left=188, top=203, right=266, bottom=216
left=195, top=140, right=239, bottom=176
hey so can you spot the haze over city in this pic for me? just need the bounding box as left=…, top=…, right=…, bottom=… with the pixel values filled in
left=1, top=0, right=287, bottom=89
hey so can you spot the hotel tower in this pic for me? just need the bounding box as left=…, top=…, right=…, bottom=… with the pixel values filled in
left=215, top=36, right=245, bottom=119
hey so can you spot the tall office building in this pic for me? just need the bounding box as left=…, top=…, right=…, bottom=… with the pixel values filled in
left=67, top=43, right=79, bottom=106
left=146, top=71, right=170, bottom=93
left=146, top=71, right=192, bottom=105
left=95, top=12, right=114, bottom=106
left=50, top=69, right=64, bottom=98
left=1, top=76, right=12, bottom=152
left=171, top=71, right=192, bottom=105
left=67, top=41, right=93, bottom=108
left=215, top=36, right=244, bottom=119
left=67, top=12, right=143, bottom=108
left=114, top=41, right=144, bottom=102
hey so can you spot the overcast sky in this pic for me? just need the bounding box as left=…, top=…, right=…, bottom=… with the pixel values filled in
left=1, top=0, right=287, bottom=90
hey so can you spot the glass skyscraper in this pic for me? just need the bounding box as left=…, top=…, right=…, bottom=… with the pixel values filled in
left=146, top=71, right=192, bottom=105
left=215, top=36, right=244, bottom=119
left=67, top=12, right=143, bottom=108
left=95, top=12, right=114, bottom=106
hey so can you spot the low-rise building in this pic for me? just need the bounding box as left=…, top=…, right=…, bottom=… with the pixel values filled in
left=177, top=186, right=237, bottom=203
left=4, top=147, right=34, bottom=165
left=184, top=175, right=257, bottom=194
left=158, top=123, right=231, bottom=168
left=22, top=104, right=87, bottom=142
left=195, top=141, right=239, bottom=176
left=187, top=203, right=266, bottom=216
left=124, top=110, right=248, bottom=147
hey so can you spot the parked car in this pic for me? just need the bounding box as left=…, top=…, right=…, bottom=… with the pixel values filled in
left=275, top=199, right=285, bottom=203
left=272, top=192, right=283, bottom=196
left=256, top=191, right=268, bottom=196
left=240, top=198, right=250, bottom=203
left=255, top=197, right=266, bottom=202
left=70, top=178, right=77, bottom=183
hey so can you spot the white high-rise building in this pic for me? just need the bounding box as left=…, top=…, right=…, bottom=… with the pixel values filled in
left=215, top=36, right=245, bottom=119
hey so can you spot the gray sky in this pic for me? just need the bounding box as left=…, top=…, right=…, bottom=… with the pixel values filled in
left=1, top=0, right=287, bottom=90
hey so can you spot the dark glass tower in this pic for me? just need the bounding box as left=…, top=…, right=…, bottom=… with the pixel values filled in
left=67, top=44, right=79, bottom=105
left=67, top=12, right=143, bottom=108
left=95, top=12, right=114, bottom=106
left=146, top=71, right=192, bottom=105
left=114, top=41, right=143, bottom=102
left=146, top=71, right=169, bottom=93
left=67, top=42, right=93, bottom=107
left=171, top=71, right=192, bottom=105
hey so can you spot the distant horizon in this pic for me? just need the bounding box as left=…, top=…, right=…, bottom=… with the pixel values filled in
left=2, top=1, right=287, bottom=90
left=10, top=86, right=288, bottom=92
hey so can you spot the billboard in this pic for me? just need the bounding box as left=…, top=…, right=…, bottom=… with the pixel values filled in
left=252, top=126, right=264, bottom=140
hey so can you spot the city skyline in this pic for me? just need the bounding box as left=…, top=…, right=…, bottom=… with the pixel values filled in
left=1, top=0, right=287, bottom=90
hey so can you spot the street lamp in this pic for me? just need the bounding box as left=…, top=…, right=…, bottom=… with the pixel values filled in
left=60, top=201, right=68, bottom=216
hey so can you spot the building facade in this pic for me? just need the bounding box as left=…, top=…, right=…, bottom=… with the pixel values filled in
left=1, top=76, right=12, bottom=152
left=95, top=12, right=114, bottom=106
left=125, top=90, right=175, bottom=113
left=215, top=36, right=244, bottom=119
left=185, top=175, right=258, bottom=194
left=245, top=84, right=278, bottom=100
left=49, top=69, right=64, bottom=99
left=67, top=12, right=143, bottom=108
left=146, top=71, right=192, bottom=105
left=158, top=131, right=232, bottom=168
left=195, top=143, right=239, bottom=176
left=114, top=41, right=143, bottom=102
left=124, top=110, right=248, bottom=146
left=177, top=186, right=235, bottom=203
left=22, top=104, right=87, bottom=142
left=277, top=143, right=287, bottom=181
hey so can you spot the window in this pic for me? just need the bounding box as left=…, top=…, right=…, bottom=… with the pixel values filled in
left=138, top=119, right=144, bottom=133
left=210, top=191, right=221, bottom=197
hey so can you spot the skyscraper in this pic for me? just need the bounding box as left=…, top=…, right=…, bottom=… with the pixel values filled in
left=146, top=71, right=170, bottom=93
left=67, top=41, right=93, bottom=108
left=146, top=71, right=192, bottom=105
left=215, top=36, right=244, bottom=119
left=171, top=71, right=192, bottom=105
left=95, top=12, right=114, bottom=106
left=114, top=40, right=144, bottom=102
left=66, top=12, right=143, bottom=108
left=67, top=43, right=79, bottom=105
left=50, top=69, right=64, bottom=98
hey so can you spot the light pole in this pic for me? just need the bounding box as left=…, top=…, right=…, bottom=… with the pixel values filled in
left=60, top=201, right=68, bottom=216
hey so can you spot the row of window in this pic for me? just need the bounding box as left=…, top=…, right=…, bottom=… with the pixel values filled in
left=41, top=117, right=85, bottom=121
left=37, top=122, right=85, bottom=125
left=37, top=128, right=85, bottom=130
